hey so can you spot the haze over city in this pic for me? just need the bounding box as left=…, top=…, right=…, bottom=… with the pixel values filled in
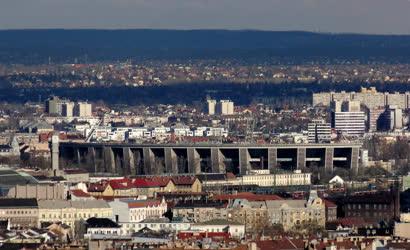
left=1, top=0, right=410, bottom=34
left=2, top=0, right=410, bottom=250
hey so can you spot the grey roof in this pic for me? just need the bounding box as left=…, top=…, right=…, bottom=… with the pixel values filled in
left=266, top=200, right=306, bottom=210
left=38, top=200, right=110, bottom=209
left=0, top=198, right=38, bottom=208
left=0, top=169, right=39, bottom=187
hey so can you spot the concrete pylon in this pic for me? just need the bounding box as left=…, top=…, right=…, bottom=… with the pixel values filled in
left=187, top=148, right=201, bottom=174
left=239, top=148, right=251, bottom=175
left=51, top=135, right=59, bottom=174
left=268, top=148, right=277, bottom=172
left=297, top=147, right=306, bottom=170
left=103, top=147, right=115, bottom=173
left=351, top=147, right=360, bottom=175
left=143, top=148, right=155, bottom=175
left=211, top=148, right=225, bottom=173
left=123, top=147, right=134, bottom=176
left=325, top=147, right=334, bottom=173
left=165, top=148, right=178, bottom=174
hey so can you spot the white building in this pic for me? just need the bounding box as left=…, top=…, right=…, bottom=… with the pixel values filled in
left=202, top=170, right=311, bottom=187
left=120, top=218, right=190, bottom=236
left=308, top=120, right=331, bottom=143
left=331, top=101, right=365, bottom=138
left=217, top=100, right=234, bottom=115
left=109, top=198, right=167, bottom=223
left=190, top=219, right=245, bottom=239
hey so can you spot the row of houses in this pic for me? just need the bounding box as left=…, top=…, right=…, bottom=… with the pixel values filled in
left=87, top=176, right=202, bottom=198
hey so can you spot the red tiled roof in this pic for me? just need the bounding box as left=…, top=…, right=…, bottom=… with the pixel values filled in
left=255, top=238, right=305, bottom=250
left=314, top=240, right=359, bottom=250
left=213, top=192, right=282, bottom=202
left=70, top=189, right=91, bottom=197
left=127, top=200, right=162, bottom=208
left=109, top=178, right=134, bottom=190
left=87, top=182, right=108, bottom=192
left=171, top=176, right=198, bottom=185
left=333, top=217, right=369, bottom=227
left=133, top=178, right=170, bottom=188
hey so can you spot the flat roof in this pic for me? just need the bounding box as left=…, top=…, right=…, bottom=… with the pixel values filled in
left=60, top=141, right=362, bottom=149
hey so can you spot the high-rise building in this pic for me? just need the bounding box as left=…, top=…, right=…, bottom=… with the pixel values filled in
left=61, top=102, right=75, bottom=117
left=307, top=120, right=331, bottom=143
left=331, top=101, right=366, bottom=137
left=216, top=100, right=234, bottom=115
left=367, top=108, right=385, bottom=132
left=207, top=99, right=217, bottom=115
left=380, top=105, right=403, bottom=131
left=74, top=102, right=92, bottom=117
left=45, top=96, right=61, bottom=114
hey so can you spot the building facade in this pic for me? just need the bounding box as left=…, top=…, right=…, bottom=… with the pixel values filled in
left=0, top=198, right=39, bottom=228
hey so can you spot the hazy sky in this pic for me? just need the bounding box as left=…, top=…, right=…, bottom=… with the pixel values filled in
left=1, top=0, right=410, bottom=34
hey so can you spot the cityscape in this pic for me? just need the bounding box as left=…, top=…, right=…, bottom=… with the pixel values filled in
left=2, top=2, right=410, bottom=250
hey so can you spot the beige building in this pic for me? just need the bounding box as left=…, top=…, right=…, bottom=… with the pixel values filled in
left=74, top=102, right=92, bottom=117
left=266, top=190, right=326, bottom=231
left=7, top=183, right=66, bottom=200
left=0, top=198, right=39, bottom=228
left=38, top=200, right=112, bottom=229
left=228, top=199, right=269, bottom=232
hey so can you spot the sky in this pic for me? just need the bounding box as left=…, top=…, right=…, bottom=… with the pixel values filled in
left=1, top=0, right=410, bottom=34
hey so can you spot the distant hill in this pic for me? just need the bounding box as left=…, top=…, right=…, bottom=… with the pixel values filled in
left=1, top=29, right=410, bottom=63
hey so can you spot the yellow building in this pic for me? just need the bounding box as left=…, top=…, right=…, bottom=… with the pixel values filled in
left=38, top=200, right=112, bottom=230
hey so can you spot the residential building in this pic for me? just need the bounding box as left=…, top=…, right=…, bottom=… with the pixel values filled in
left=190, top=219, right=245, bottom=239
left=173, top=200, right=228, bottom=223
left=61, top=102, right=74, bottom=117
left=38, top=200, right=112, bottom=229
left=228, top=199, right=269, bottom=232
left=216, top=100, right=234, bottom=115
left=0, top=198, right=39, bottom=228
left=74, top=102, right=92, bottom=117
left=85, top=217, right=122, bottom=237
left=121, top=218, right=190, bottom=236
left=109, top=198, right=167, bottom=223
left=340, top=191, right=400, bottom=223
left=207, top=99, right=216, bottom=115
left=266, top=190, right=326, bottom=231
left=307, top=120, right=331, bottom=143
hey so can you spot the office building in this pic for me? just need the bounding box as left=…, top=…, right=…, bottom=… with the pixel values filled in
left=308, top=120, right=331, bottom=143
left=331, top=101, right=366, bottom=137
